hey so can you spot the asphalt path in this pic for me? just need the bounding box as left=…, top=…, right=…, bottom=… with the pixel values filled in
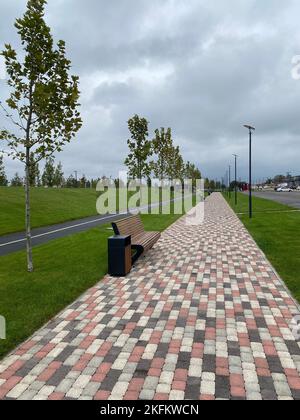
left=0, top=213, right=128, bottom=257
left=0, top=194, right=196, bottom=257
left=252, top=190, right=300, bottom=209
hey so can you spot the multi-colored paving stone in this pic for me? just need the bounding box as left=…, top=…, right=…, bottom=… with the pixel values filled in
left=0, top=193, right=300, bottom=400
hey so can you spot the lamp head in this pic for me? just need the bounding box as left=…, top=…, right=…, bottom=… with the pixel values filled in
left=244, top=124, right=255, bottom=131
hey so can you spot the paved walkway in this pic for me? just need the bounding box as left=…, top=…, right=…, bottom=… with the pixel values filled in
left=0, top=193, right=300, bottom=400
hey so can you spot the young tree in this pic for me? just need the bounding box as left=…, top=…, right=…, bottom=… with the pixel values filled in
left=185, top=162, right=202, bottom=191
left=124, top=115, right=152, bottom=182
left=167, top=145, right=184, bottom=181
left=215, top=181, right=221, bottom=190
left=42, top=156, right=55, bottom=187
left=79, top=175, right=87, bottom=188
left=0, top=0, right=82, bottom=271
left=151, top=127, right=173, bottom=180
left=209, top=180, right=216, bottom=191
left=11, top=172, right=23, bottom=187
left=66, top=174, right=77, bottom=188
left=28, top=152, right=40, bottom=186
left=35, top=161, right=41, bottom=186
left=185, top=162, right=201, bottom=180
left=53, top=161, right=64, bottom=187
left=91, top=178, right=100, bottom=189
left=0, top=155, right=8, bottom=186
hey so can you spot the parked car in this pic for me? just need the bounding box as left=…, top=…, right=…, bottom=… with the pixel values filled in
left=276, top=187, right=292, bottom=192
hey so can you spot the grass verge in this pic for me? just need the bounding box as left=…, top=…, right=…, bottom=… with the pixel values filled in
left=225, top=192, right=300, bottom=304
left=0, top=187, right=100, bottom=236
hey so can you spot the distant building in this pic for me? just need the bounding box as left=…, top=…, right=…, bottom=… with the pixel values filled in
left=287, top=176, right=300, bottom=188
left=293, top=176, right=300, bottom=186
left=276, top=175, right=300, bottom=188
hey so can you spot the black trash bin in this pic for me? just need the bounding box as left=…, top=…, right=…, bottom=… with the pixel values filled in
left=108, top=235, right=132, bottom=277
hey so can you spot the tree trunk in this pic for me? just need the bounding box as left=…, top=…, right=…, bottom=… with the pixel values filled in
left=25, top=148, right=33, bottom=272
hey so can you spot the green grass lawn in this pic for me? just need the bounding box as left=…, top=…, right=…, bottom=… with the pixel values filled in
left=0, top=187, right=100, bottom=236
left=226, top=192, right=300, bottom=303
left=0, top=187, right=197, bottom=236
left=0, top=213, right=182, bottom=360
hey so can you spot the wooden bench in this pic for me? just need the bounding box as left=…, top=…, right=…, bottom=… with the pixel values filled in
left=112, top=214, right=161, bottom=263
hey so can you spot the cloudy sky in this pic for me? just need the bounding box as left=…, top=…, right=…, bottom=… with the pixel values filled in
left=0, top=0, right=300, bottom=183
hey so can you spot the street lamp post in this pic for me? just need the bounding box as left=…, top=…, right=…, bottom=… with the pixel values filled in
left=228, top=165, right=231, bottom=199
left=233, top=154, right=238, bottom=205
left=243, top=125, right=255, bottom=218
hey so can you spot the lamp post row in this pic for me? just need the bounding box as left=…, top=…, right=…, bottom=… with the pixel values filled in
left=244, top=125, right=255, bottom=219
left=226, top=125, right=255, bottom=219
left=233, top=154, right=238, bottom=206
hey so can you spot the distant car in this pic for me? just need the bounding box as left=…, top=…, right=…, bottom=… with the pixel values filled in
left=297, top=186, right=300, bottom=191
left=276, top=187, right=292, bottom=192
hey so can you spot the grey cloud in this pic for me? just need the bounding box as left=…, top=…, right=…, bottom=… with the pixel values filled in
left=0, top=0, right=300, bottom=182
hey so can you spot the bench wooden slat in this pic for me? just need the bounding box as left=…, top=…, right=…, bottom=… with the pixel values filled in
left=113, top=215, right=145, bottom=237
left=112, top=214, right=161, bottom=263
left=132, top=232, right=161, bottom=251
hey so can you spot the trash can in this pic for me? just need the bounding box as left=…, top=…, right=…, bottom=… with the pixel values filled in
left=108, top=235, right=132, bottom=277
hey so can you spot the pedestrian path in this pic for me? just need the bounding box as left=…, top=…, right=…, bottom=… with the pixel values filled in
left=0, top=193, right=299, bottom=400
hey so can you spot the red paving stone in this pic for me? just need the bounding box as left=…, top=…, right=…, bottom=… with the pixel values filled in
left=48, top=392, right=65, bottom=401
left=94, top=391, right=110, bottom=400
